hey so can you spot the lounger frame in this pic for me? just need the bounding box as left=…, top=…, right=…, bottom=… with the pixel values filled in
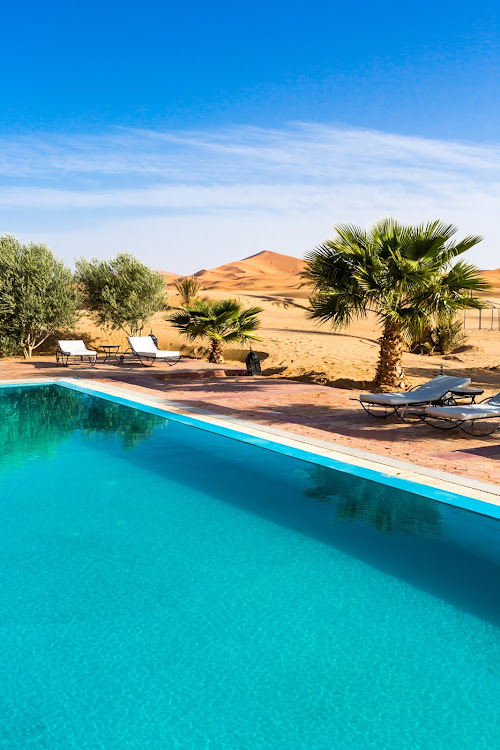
left=125, top=337, right=182, bottom=368
left=358, top=385, right=456, bottom=423
left=56, top=346, right=97, bottom=367
left=423, top=397, right=500, bottom=436
left=124, top=349, right=182, bottom=367
left=358, top=375, right=473, bottom=424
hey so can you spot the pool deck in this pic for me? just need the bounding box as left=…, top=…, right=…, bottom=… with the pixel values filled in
left=2, top=355, right=500, bottom=509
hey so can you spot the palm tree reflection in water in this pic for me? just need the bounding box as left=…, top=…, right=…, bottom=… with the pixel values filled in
left=303, top=464, right=442, bottom=537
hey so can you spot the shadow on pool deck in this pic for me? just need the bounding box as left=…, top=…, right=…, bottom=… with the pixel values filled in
left=3, top=357, right=500, bottom=487
left=453, top=445, right=500, bottom=459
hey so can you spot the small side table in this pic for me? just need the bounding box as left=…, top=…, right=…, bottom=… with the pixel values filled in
left=449, top=385, right=484, bottom=403
left=101, top=344, right=121, bottom=364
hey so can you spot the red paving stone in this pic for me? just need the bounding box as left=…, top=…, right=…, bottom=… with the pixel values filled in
left=2, top=356, right=500, bottom=488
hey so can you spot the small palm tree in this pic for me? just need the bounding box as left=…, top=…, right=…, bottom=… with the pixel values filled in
left=174, top=276, right=202, bottom=306
left=303, top=219, right=490, bottom=388
left=169, top=298, right=263, bottom=363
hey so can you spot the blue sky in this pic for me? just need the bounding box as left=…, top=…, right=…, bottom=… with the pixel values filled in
left=1, top=0, right=498, bottom=271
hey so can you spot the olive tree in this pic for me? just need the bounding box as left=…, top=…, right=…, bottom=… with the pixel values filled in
left=76, top=253, right=166, bottom=336
left=0, top=235, right=79, bottom=358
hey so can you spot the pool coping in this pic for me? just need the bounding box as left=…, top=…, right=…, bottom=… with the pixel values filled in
left=2, top=376, right=500, bottom=520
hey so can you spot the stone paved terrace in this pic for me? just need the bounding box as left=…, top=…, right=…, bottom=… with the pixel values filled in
left=2, top=355, right=500, bottom=492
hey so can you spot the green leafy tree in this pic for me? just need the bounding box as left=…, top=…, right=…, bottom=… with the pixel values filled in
left=169, top=298, right=263, bottom=363
left=76, top=253, right=166, bottom=337
left=303, top=219, right=489, bottom=388
left=0, top=235, right=79, bottom=358
left=174, top=276, right=202, bottom=306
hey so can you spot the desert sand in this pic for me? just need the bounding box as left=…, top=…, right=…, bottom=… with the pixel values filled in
left=155, top=250, right=304, bottom=290
left=68, top=251, right=500, bottom=395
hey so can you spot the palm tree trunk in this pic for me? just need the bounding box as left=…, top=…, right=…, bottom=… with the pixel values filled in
left=208, top=339, right=224, bottom=363
left=374, top=321, right=405, bottom=389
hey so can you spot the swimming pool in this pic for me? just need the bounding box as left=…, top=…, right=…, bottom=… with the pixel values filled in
left=0, top=382, right=499, bottom=749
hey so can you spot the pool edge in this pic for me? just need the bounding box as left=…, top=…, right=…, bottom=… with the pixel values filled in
left=2, top=376, right=500, bottom=520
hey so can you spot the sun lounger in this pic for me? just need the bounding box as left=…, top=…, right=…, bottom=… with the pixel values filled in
left=56, top=340, right=97, bottom=367
left=127, top=336, right=181, bottom=367
left=424, top=393, right=500, bottom=435
left=359, top=375, right=471, bottom=421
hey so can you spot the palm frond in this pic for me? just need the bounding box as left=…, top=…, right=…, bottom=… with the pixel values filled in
left=446, top=234, right=484, bottom=258
left=441, top=261, right=491, bottom=293
left=303, top=217, right=486, bottom=340
left=168, top=298, right=263, bottom=348
left=308, top=290, right=368, bottom=328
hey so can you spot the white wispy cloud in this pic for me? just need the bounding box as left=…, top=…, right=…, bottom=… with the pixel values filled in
left=1, top=123, right=499, bottom=272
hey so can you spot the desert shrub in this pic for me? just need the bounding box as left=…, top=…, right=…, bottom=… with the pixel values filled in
left=174, top=276, right=202, bottom=306
left=408, top=315, right=466, bottom=355
left=433, top=316, right=466, bottom=354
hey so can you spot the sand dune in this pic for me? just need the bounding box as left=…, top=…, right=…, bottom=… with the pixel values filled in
left=158, top=250, right=305, bottom=291
left=155, top=270, right=182, bottom=284
left=158, top=252, right=498, bottom=297
left=482, top=268, right=500, bottom=295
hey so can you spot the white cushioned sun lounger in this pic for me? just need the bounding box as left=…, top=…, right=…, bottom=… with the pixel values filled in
left=56, top=340, right=97, bottom=367
left=127, top=336, right=181, bottom=367
left=424, top=393, right=500, bottom=435
left=359, top=375, right=471, bottom=419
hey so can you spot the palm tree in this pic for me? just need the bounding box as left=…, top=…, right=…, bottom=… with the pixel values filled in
left=169, top=298, right=263, bottom=363
left=174, top=276, right=202, bottom=306
left=303, top=219, right=490, bottom=388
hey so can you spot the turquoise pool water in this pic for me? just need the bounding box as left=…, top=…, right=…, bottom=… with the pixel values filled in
left=0, top=384, right=499, bottom=749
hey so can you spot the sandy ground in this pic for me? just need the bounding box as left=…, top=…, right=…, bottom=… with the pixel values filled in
left=42, top=285, right=500, bottom=398
left=21, top=251, right=499, bottom=395
left=158, top=251, right=500, bottom=394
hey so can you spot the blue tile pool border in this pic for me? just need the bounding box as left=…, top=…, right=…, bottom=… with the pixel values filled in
left=2, top=378, right=500, bottom=521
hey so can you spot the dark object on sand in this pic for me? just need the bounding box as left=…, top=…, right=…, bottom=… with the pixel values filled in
left=246, top=349, right=261, bottom=376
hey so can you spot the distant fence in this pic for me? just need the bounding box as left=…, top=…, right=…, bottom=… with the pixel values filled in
left=463, top=300, right=500, bottom=331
